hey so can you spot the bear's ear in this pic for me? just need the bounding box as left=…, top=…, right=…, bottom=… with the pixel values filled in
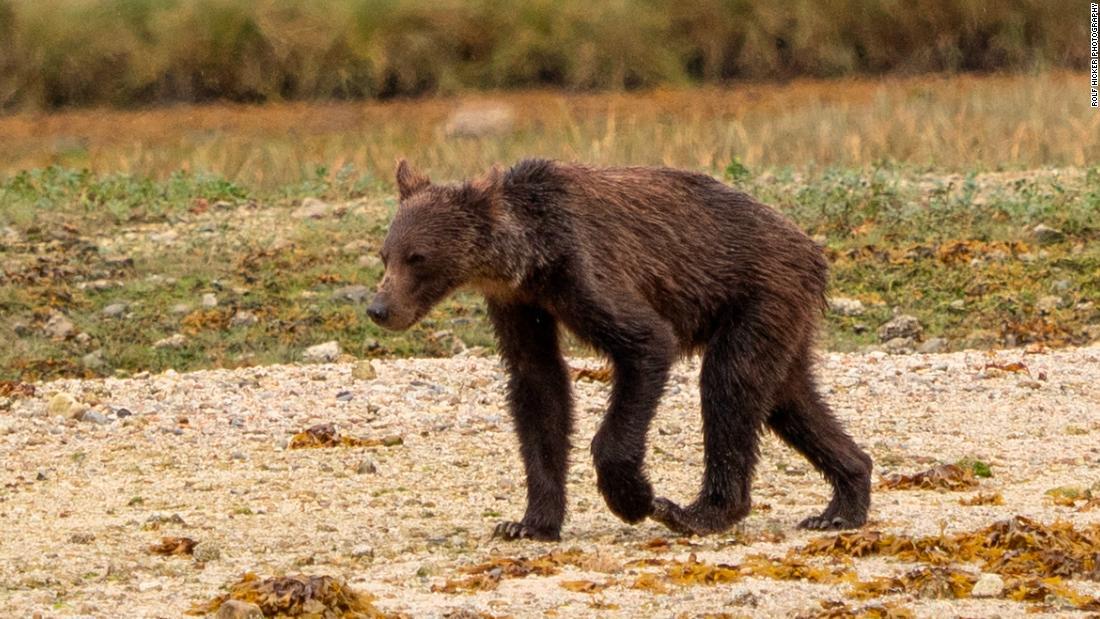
left=459, top=165, right=503, bottom=213
left=395, top=158, right=431, bottom=201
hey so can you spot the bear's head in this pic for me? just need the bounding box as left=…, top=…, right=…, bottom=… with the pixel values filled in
left=367, top=160, right=502, bottom=331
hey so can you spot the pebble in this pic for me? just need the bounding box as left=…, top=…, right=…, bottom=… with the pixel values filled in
left=169, top=303, right=192, bottom=315
left=332, top=285, right=371, bottom=303
left=303, top=341, right=341, bottom=362
left=229, top=310, right=258, bottom=327
left=292, top=197, right=334, bottom=219
left=101, top=303, right=128, bottom=318
left=44, top=311, right=76, bottom=339
left=82, top=349, right=108, bottom=370
left=47, top=393, right=81, bottom=417
left=335, top=390, right=354, bottom=402
left=215, top=600, right=263, bottom=619
left=192, top=540, right=222, bottom=562
left=877, top=314, right=923, bottom=342
left=356, top=459, right=378, bottom=475
left=1036, top=295, right=1063, bottom=312
left=971, top=572, right=1004, bottom=598
left=883, top=337, right=915, bottom=354
left=828, top=297, right=864, bottom=316
left=917, top=337, right=949, bottom=354
left=154, top=334, right=188, bottom=349
left=201, top=293, right=218, bottom=308
left=1031, top=223, right=1064, bottom=245
left=350, top=544, right=375, bottom=559
left=352, top=360, right=378, bottom=380
left=81, top=410, right=111, bottom=425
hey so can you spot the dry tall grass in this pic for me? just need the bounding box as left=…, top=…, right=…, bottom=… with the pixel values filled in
left=0, top=72, right=1094, bottom=187
left=0, top=0, right=1085, bottom=109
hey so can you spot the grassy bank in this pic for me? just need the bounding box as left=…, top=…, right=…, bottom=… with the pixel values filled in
left=0, top=0, right=1086, bottom=110
left=2, top=163, right=1098, bottom=382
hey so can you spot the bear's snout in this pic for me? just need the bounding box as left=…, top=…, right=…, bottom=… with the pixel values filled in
left=366, top=297, right=390, bottom=325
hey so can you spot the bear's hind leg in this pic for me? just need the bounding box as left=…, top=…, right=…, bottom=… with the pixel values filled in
left=767, top=355, right=872, bottom=530
left=651, top=308, right=792, bottom=536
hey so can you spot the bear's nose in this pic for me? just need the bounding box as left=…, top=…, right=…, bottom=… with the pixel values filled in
left=366, top=301, right=389, bottom=324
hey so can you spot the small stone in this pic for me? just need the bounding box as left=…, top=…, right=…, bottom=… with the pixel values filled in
left=1031, top=224, right=1064, bottom=245
left=192, top=540, right=221, bottom=562
left=36, top=469, right=48, bottom=481
left=82, top=349, right=108, bottom=371
left=81, top=410, right=111, bottom=425
left=69, top=532, right=95, bottom=544
left=948, top=299, right=966, bottom=311
left=350, top=544, right=374, bottom=559
left=229, top=310, right=258, bottom=327
left=230, top=451, right=247, bottom=461
left=382, top=435, right=403, bottom=447
left=356, top=459, right=377, bottom=475
left=332, top=285, right=371, bottom=304
left=303, top=341, right=341, bottom=363
left=877, top=314, right=922, bottom=342
left=658, top=424, right=682, bottom=436
left=828, top=297, right=864, bottom=316
left=114, top=408, right=133, bottom=418
left=1085, top=325, right=1100, bottom=342
left=153, top=333, right=187, bottom=349
left=102, top=303, right=128, bottom=318
left=215, top=600, right=263, bottom=619
left=883, top=337, right=915, bottom=354
left=1036, top=295, right=1063, bottom=312
left=44, top=311, right=76, bottom=339
left=917, top=337, right=949, bottom=354
left=1018, top=379, right=1041, bottom=390
left=351, top=360, right=377, bottom=381
left=1052, top=279, right=1073, bottom=293
left=335, top=390, right=354, bottom=402
left=47, top=393, right=80, bottom=417
left=971, top=572, right=1004, bottom=598
left=201, top=293, right=218, bottom=308
left=169, top=303, right=192, bottom=316
left=292, top=197, right=332, bottom=219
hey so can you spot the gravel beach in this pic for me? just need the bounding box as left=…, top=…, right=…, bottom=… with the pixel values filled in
left=2, top=346, right=1099, bottom=618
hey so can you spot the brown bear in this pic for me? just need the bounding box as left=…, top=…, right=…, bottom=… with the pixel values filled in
left=368, top=158, right=872, bottom=541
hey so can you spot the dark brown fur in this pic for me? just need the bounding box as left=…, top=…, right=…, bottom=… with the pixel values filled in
left=368, top=158, right=872, bottom=540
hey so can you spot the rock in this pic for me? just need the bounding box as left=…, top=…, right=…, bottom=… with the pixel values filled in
left=101, top=303, right=128, bottom=318
left=332, top=285, right=371, bottom=304
left=355, top=459, right=377, bottom=475
left=74, top=332, right=93, bottom=347
left=44, top=311, right=76, bottom=339
left=12, top=321, right=31, bottom=336
left=47, top=393, right=81, bottom=417
left=1036, top=295, right=1063, bottom=312
left=35, top=468, right=48, bottom=480
left=444, top=103, right=515, bottom=138
left=1018, top=378, right=1041, bottom=390
left=658, top=424, right=682, bottom=436
left=303, top=341, right=341, bottom=363
left=963, top=329, right=999, bottom=349
left=201, top=293, right=218, bottom=309
left=350, top=544, right=374, bottom=559
left=68, top=532, right=95, bottom=544
left=1052, top=279, right=1073, bottom=293
left=153, top=334, right=187, bottom=349
left=429, top=330, right=467, bottom=355
left=971, top=572, right=1004, bottom=598
left=948, top=299, right=966, bottom=312
left=351, top=360, right=377, bottom=381
left=878, top=315, right=922, bottom=342
left=1031, top=224, right=1064, bottom=245
left=1085, top=325, right=1100, bottom=342
left=215, top=600, right=263, bottom=619
left=193, top=540, right=221, bottom=562
left=382, top=435, right=403, bottom=447
left=828, top=297, right=864, bottom=316
left=81, top=410, right=110, bottom=425
left=169, top=303, right=192, bottom=315
left=917, top=337, right=949, bottom=354
left=292, top=197, right=333, bottom=219
left=883, top=337, right=915, bottom=354
left=229, top=310, right=258, bottom=327
left=82, top=349, right=107, bottom=371
left=335, top=390, right=354, bottom=402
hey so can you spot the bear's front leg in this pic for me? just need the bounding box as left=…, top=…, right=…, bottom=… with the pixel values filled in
left=487, top=301, right=574, bottom=541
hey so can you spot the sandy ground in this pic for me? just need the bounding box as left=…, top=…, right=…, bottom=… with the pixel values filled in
left=2, top=346, right=1099, bottom=618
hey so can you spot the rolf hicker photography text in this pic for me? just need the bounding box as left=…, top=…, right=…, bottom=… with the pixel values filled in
left=1092, top=2, right=1099, bottom=106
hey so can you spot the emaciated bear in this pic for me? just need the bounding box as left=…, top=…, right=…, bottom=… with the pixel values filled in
left=367, top=159, right=872, bottom=541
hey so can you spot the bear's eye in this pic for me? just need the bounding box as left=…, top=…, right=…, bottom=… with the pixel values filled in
left=406, top=253, right=426, bottom=266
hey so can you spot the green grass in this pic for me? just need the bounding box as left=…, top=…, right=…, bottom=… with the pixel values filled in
left=2, top=163, right=1098, bottom=381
